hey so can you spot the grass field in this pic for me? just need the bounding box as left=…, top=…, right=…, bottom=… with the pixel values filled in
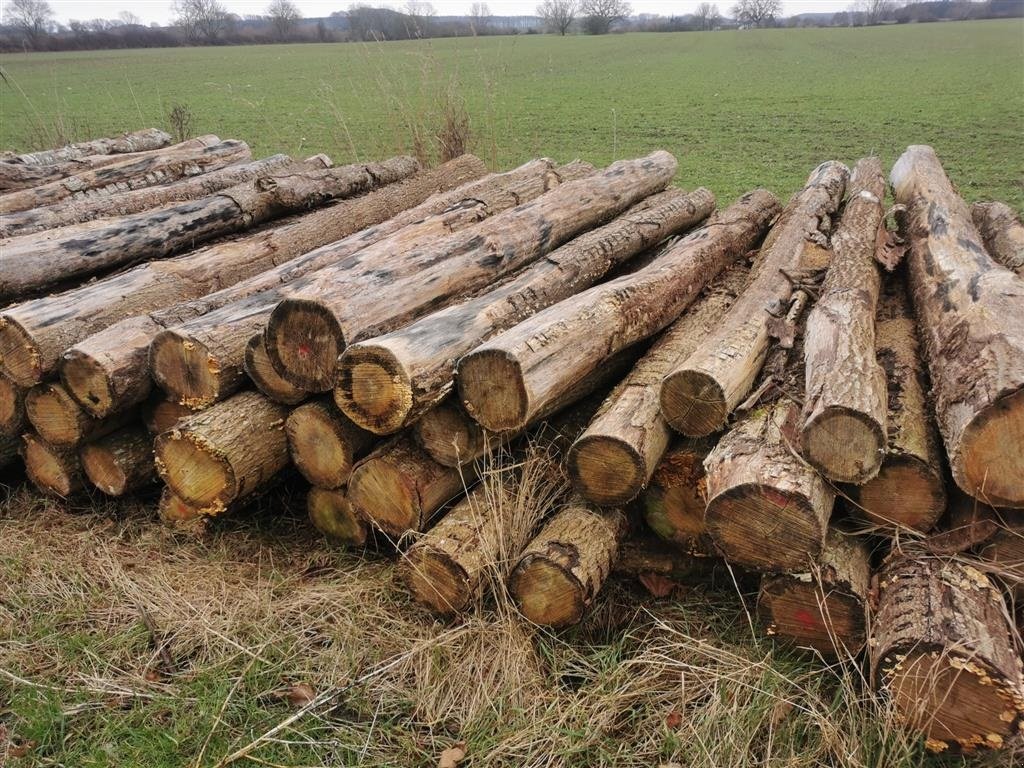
left=1, top=20, right=1022, bottom=208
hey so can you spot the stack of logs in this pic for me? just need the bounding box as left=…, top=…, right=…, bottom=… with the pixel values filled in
left=2, top=129, right=1023, bottom=755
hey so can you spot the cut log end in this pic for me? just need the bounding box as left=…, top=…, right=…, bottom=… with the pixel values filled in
left=0, top=319, right=41, bottom=386
left=245, top=334, right=307, bottom=405
left=758, top=576, right=866, bottom=657
left=402, top=548, right=473, bottom=616
left=802, top=405, right=886, bottom=484
left=414, top=401, right=486, bottom=468
left=60, top=349, right=116, bottom=417
left=80, top=444, right=127, bottom=495
left=642, top=454, right=708, bottom=551
left=0, top=374, right=26, bottom=434
left=659, top=369, right=728, bottom=437
left=334, top=347, right=412, bottom=435
left=25, top=383, right=85, bottom=445
left=267, top=299, right=345, bottom=391
left=286, top=405, right=356, bottom=488
left=80, top=427, right=155, bottom=496
left=150, top=331, right=221, bottom=408
left=959, top=387, right=1024, bottom=508
left=567, top=434, right=645, bottom=506
left=457, top=349, right=528, bottom=433
left=509, top=557, right=586, bottom=628
left=23, top=434, right=82, bottom=496
left=347, top=458, right=420, bottom=539
left=155, top=433, right=233, bottom=510
left=851, top=455, right=946, bottom=532
left=307, top=487, right=367, bottom=547
left=157, top=488, right=206, bottom=525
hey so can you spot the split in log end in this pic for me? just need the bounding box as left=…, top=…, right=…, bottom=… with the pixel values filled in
left=850, top=455, right=946, bottom=532
left=457, top=349, right=529, bottom=433
left=958, top=387, right=1024, bottom=508
left=659, top=370, right=728, bottom=437
left=402, top=548, right=473, bottom=616
left=802, top=405, right=886, bottom=484
left=334, top=345, right=413, bottom=435
left=155, top=433, right=233, bottom=510
left=307, top=487, right=367, bottom=547
left=567, top=434, right=646, bottom=506
left=509, top=556, right=586, bottom=628
left=150, top=331, right=221, bottom=408
left=0, top=318, right=41, bottom=386
left=266, top=299, right=346, bottom=391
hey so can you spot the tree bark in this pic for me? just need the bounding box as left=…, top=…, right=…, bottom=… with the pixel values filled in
left=757, top=528, right=871, bottom=657
left=55, top=156, right=518, bottom=417
left=641, top=438, right=715, bottom=553
left=0, top=136, right=250, bottom=214
left=971, top=201, right=1024, bottom=276
left=245, top=333, right=309, bottom=404
left=154, top=390, right=290, bottom=514
left=80, top=425, right=158, bottom=496
left=508, top=502, right=627, bottom=627
left=460, top=189, right=779, bottom=434
left=285, top=396, right=376, bottom=489
left=22, top=431, right=85, bottom=496
left=613, top=536, right=735, bottom=588
left=977, top=514, right=1024, bottom=603
left=0, top=153, right=302, bottom=238
left=1, top=128, right=171, bottom=168
left=0, top=155, right=419, bottom=301
left=0, top=373, right=26, bottom=436
left=801, top=157, right=888, bottom=484
left=870, top=553, right=1024, bottom=752
left=148, top=158, right=556, bottom=409
left=704, top=398, right=835, bottom=572
left=307, top=486, right=370, bottom=547
left=892, top=145, right=1024, bottom=508
left=567, top=253, right=757, bottom=507
left=346, top=434, right=468, bottom=540
left=660, top=161, right=849, bottom=437
left=25, top=381, right=133, bottom=447
left=845, top=285, right=947, bottom=532
left=142, top=398, right=197, bottom=436
left=337, top=187, right=716, bottom=434
left=265, top=152, right=678, bottom=392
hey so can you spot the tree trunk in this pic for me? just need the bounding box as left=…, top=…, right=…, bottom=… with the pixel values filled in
left=154, top=390, right=290, bottom=514
left=704, top=398, right=835, bottom=572
left=757, top=528, right=871, bottom=657
left=845, top=285, right=947, bottom=532
left=660, top=161, right=849, bottom=437
left=460, top=189, right=779, bottom=434
left=80, top=425, right=157, bottom=496
left=508, top=502, right=627, bottom=628
left=0, top=155, right=419, bottom=302
left=244, top=333, right=308, bottom=404
left=801, top=157, right=888, bottom=484
left=265, top=152, right=677, bottom=392
left=346, top=434, right=468, bottom=540
left=567, top=252, right=758, bottom=507
left=0, top=153, right=302, bottom=238
left=641, top=438, right=715, bottom=553
left=337, top=187, right=716, bottom=434
left=22, top=432, right=85, bottom=496
left=971, top=201, right=1024, bottom=276
left=148, top=158, right=555, bottom=409
left=25, top=381, right=133, bottom=447
left=307, top=486, right=370, bottom=547
left=870, top=553, right=1024, bottom=752
left=0, top=373, right=26, bottom=436
left=285, top=396, right=376, bottom=489
left=55, top=157, right=521, bottom=417
left=1, top=128, right=171, bottom=168
left=142, top=398, right=197, bottom=436
left=0, top=136, right=250, bottom=214
left=892, top=145, right=1024, bottom=508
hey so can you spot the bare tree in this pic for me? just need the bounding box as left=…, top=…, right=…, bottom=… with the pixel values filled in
left=404, top=0, right=435, bottom=36
left=580, top=0, right=630, bottom=34
left=537, top=0, right=578, bottom=35
left=6, top=0, right=54, bottom=49
left=694, top=2, right=719, bottom=30
left=173, top=0, right=231, bottom=42
left=266, top=0, right=301, bottom=41
left=469, top=2, right=491, bottom=33
left=850, top=0, right=895, bottom=25
left=730, top=0, right=780, bottom=27
left=118, top=11, right=141, bottom=26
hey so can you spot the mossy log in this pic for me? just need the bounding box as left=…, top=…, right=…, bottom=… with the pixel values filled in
left=25, top=381, right=133, bottom=447
left=80, top=425, right=157, bottom=496
left=971, top=201, right=1024, bottom=276
left=641, top=438, right=715, bottom=553
left=285, top=396, right=376, bottom=489
left=22, top=431, right=85, bottom=496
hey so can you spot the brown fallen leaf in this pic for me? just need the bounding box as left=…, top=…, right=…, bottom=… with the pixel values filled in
left=438, top=741, right=467, bottom=768
left=770, top=698, right=795, bottom=728
left=10, top=739, right=38, bottom=758
left=638, top=572, right=676, bottom=598
left=665, top=709, right=682, bottom=729
left=286, top=682, right=316, bottom=708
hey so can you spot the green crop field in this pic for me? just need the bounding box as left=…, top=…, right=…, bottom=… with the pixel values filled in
left=1, top=19, right=1022, bottom=208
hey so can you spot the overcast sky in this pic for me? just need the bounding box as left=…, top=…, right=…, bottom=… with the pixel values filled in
left=25, top=1, right=857, bottom=25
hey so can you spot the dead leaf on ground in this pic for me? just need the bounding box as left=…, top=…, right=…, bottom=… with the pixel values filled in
left=438, top=740, right=467, bottom=768
left=665, top=709, right=683, bottom=729
left=638, top=572, right=676, bottom=598
left=770, top=698, right=795, bottom=728
left=286, top=682, right=316, bottom=708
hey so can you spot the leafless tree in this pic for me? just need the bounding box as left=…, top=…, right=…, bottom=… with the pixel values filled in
left=694, top=2, right=719, bottom=30
left=118, top=11, right=141, bottom=26
left=266, top=0, right=301, bottom=40
left=730, top=0, right=780, bottom=27
left=580, top=0, right=630, bottom=34
left=850, top=0, right=895, bottom=25
left=537, top=0, right=578, bottom=35
left=173, top=0, right=232, bottom=42
left=6, top=0, right=54, bottom=49
left=469, top=2, right=491, bottom=33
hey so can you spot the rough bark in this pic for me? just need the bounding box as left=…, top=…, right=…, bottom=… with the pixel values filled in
left=641, top=438, right=715, bottom=554
left=0, top=373, right=26, bottom=436
left=846, top=285, right=947, bottom=532
left=893, top=146, right=1024, bottom=507
left=244, top=333, right=308, bottom=404
left=1, top=128, right=171, bottom=168
left=0, top=136, right=249, bottom=214
left=972, top=201, right=1024, bottom=276
left=80, top=425, right=157, bottom=496
left=22, top=432, right=85, bottom=496
left=148, top=158, right=553, bottom=409
left=613, top=536, right=735, bottom=588
left=567, top=254, right=757, bottom=507
left=24, top=381, right=133, bottom=447
left=337, top=187, right=716, bottom=434
left=307, top=486, right=369, bottom=547
left=142, top=399, right=198, bottom=436
left=285, top=396, right=376, bottom=489
left=660, top=162, right=849, bottom=437
left=265, top=152, right=678, bottom=392
left=871, top=553, right=1024, bottom=752
left=704, top=398, right=835, bottom=573
left=0, top=155, right=419, bottom=301
left=508, top=502, right=627, bottom=627
left=346, top=434, right=468, bottom=540
left=801, top=157, right=888, bottom=484
left=977, top=515, right=1024, bottom=603
left=757, top=528, right=871, bottom=657
left=154, top=390, right=290, bottom=514
left=56, top=157, right=519, bottom=417
left=0, top=153, right=301, bottom=238
left=460, top=189, right=779, bottom=434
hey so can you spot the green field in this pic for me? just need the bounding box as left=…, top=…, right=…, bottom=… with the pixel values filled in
left=2, top=20, right=1023, bottom=208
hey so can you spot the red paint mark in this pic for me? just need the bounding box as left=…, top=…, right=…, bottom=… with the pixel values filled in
left=793, top=608, right=820, bottom=631
left=298, top=343, right=310, bottom=358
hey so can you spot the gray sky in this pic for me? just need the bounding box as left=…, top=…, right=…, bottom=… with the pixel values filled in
left=16, top=1, right=856, bottom=26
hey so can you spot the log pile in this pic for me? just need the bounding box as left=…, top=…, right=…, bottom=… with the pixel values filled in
left=3, top=130, right=1023, bottom=755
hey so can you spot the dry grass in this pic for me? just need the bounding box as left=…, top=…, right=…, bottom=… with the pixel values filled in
left=1, top=447, right=1020, bottom=767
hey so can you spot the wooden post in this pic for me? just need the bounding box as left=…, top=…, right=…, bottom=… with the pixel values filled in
left=971, top=201, right=1024, bottom=276
left=641, top=438, right=714, bottom=553
left=80, top=426, right=157, bottom=496
left=285, top=397, right=376, bottom=489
